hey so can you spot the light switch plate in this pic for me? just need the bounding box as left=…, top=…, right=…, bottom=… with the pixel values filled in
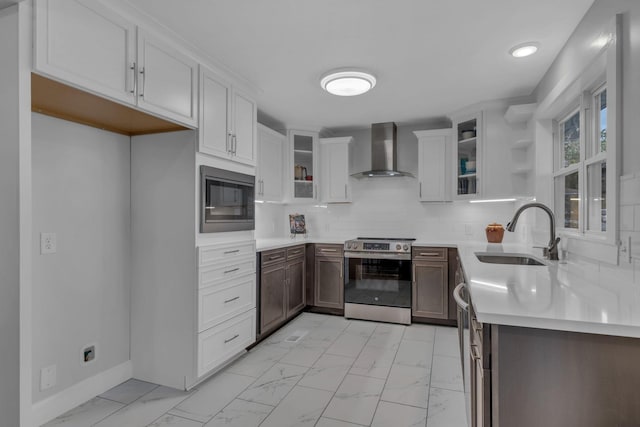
left=40, top=232, right=57, bottom=254
left=40, top=365, right=56, bottom=391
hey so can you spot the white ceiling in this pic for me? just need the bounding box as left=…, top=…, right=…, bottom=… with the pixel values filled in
left=126, top=0, right=595, bottom=131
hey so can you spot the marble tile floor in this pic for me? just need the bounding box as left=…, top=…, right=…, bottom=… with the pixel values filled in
left=43, top=313, right=467, bottom=427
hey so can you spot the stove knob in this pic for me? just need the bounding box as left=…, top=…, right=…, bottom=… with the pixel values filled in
left=396, top=244, right=401, bottom=250
left=403, top=244, right=409, bottom=251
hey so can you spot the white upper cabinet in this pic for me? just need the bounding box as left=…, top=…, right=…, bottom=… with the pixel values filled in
left=320, top=137, right=353, bottom=203
left=288, top=130, right=319, bottom=202
left=199, top=69, right=232, bottom=158
left=256, top=124, right=285, bottom=202
left=452, top=112, right=483, bottom=200
left=34, top=0, right=198, bottom=128
left=34, top=0, right=136, bottom=105
left=136, top=29, right=198, bottom=127
left=199, top=66, right=257, bottom=167
left=414, top=129, right=451, bottom=202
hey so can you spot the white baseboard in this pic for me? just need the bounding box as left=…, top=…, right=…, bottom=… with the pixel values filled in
left=31, top=360, right=132, bottom=427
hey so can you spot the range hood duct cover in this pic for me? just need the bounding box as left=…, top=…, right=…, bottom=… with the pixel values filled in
left=352, top=122, right=413, bottom=178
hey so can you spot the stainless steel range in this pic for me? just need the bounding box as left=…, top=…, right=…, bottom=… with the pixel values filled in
left=343, top=237, right=415, bottom=325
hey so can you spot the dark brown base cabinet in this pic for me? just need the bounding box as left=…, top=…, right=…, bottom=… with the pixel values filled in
left=465, top=293, right=640, bottom=427
left=314, top=244, right=344, bottom=310
left=258, top=245, right=305, bottom=338
left=412, top=247, right=449, bottom=320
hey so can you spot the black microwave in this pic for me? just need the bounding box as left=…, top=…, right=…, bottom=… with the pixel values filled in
left=200, top=166, right=255, bottom=233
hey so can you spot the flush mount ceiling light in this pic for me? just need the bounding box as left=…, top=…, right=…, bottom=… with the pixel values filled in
left=509, top=42, right=539, bottom=58
left=320, top=69, right=376, bottom=96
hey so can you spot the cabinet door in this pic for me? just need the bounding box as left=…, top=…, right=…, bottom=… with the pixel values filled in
left=199, top=68, right=232, bottom=158
left=34, top=0, right=136, bottom=105
left=232, top=89, right=257, bottom=166
left=137, top=29, right=198, bottom=127
left=257, top=124, right=284, bottom=202
left=412, top=261, right=448, bottom=319
left=286, top=257, right=306, bottom=317
left=452, top=112, right=482, bottom=200
left=315, top=256, right=343, bottom=309
left=289, top=130, right=318, bottom=201
left=260, top=262, right=286, bottom=334
left=416, top=131, right=449, bottom=201
left=320, top=138, right=352, bottom=203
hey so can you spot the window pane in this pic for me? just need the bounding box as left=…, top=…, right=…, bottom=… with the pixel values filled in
left=598, top=89, right=607, bottom=153
left=587, top=161, right=606, bottom=232
left=562, top=112, right=580, bottom=167
left=555, top=171, right=580, bottom=229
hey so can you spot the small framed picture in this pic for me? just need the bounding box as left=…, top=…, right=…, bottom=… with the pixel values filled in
left=289, top=214, right=306, bottom=235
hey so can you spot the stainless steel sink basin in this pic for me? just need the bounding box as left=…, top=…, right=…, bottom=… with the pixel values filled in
left=475, top=252, right=546, bottom=266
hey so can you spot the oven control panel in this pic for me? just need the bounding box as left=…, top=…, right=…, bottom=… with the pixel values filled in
left=344, top=239, right=414, bottom=253
left=363, top=242, right=389, bottom=251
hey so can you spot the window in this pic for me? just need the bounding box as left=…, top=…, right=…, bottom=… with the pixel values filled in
left=553, top=85, right=610, bottom=236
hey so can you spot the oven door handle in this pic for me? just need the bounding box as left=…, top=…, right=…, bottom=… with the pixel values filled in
left=453, top=283, right=469, bottom=312
left=343, top=252, right=411, bottom=261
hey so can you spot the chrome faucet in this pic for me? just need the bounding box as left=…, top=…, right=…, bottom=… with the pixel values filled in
left=506, top=202, right=560, bottom=261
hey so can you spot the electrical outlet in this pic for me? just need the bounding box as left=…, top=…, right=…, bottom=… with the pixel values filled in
left=83, top=345, right=96, bottom=363
left=40, top=365, right=56, bottom=391
left=464, top=224, right=474, bottom=236
left=40, top=232, right=57, bottom=255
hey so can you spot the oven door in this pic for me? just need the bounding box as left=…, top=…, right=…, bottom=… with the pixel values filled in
left=200, top=166, right=255, bottom=233
left=344, top=252, right=412, bottom=309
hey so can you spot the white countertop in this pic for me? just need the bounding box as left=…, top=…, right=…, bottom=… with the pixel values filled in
left=457, top=242, right=640, bottom=338
left=256, top=237, right=352, bottom=251
left=256, top=237, right=640, bottom=338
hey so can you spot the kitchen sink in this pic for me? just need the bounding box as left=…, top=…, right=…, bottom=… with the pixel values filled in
left=475, top=252, right=546, bottom=266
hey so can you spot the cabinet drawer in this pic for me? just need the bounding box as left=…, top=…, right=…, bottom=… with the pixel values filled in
left=197, top=309, right=255, bottom=377
left=412, top=247, right=448, bottom=261
left=315, top=244, right=343, bottom=257
left=199, top=257, right=255, bottom=288
left=199, top=241, right=256, bottom=267
left=261, top=249, right=286, bottom=266
left=286, top=245, right=305, bottom=260
left=199, top=276, right=256, bottom=332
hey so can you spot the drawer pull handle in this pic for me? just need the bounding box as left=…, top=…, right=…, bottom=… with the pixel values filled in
left=224, top=334, right=240, bottom=344
left=269, top=255, right=282, bottom=260
left=320, top=249, right=337, bottom=252
left=224, top=249, right=240, bottom=254
left=418, top=252, right=441, bottom=256
left=290, top=250, right=301, bottom=255
left=224, top=296, right=240, bottom=304
left=224, top=268, right=240, bottom=274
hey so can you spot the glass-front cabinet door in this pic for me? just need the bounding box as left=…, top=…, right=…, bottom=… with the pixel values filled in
left=288, top=130, right=319, bottom=202
left=453, top=113, right=482, bottom=199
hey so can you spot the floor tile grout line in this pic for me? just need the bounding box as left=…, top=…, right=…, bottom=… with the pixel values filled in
left=425, top=327, right=439, bottom=425
left=90, top=383, right=162, bottom=426
left=85, top=399, right=128, bottom=427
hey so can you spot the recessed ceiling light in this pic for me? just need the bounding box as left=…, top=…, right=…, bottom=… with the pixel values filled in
left=320, top=69, right=376, bottom=96
left=509, top=43, right=539, bottom=58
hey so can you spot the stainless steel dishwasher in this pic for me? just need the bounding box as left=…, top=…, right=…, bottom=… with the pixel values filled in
left=454, top=281, right=471, bottom=426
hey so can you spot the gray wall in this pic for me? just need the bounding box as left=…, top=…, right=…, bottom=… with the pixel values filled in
left=0, top=6, right=23, bottom=426
left=31, top=113, right=131, bottom=402
left=535, top=0, right=640, bottom=175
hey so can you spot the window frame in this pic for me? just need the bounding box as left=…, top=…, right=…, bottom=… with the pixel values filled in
left=552, top=80, right=615, bottom=243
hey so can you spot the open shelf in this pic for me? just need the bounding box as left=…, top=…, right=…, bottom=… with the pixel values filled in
left=294, top=179, right=313, bottom=183
left=458, top=136, right=477, bottom=144
left=293, top=149, right=313, bottom=154
left=458, top=173, right=477, bottom=178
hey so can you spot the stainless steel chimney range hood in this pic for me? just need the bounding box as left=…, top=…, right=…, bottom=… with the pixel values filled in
left=352, top=122, right=413, bottom=178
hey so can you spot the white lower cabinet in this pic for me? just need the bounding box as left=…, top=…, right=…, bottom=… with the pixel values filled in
left=198, top=275, right=256, bottom=332
left=198, top=309, right=256, bottom=377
